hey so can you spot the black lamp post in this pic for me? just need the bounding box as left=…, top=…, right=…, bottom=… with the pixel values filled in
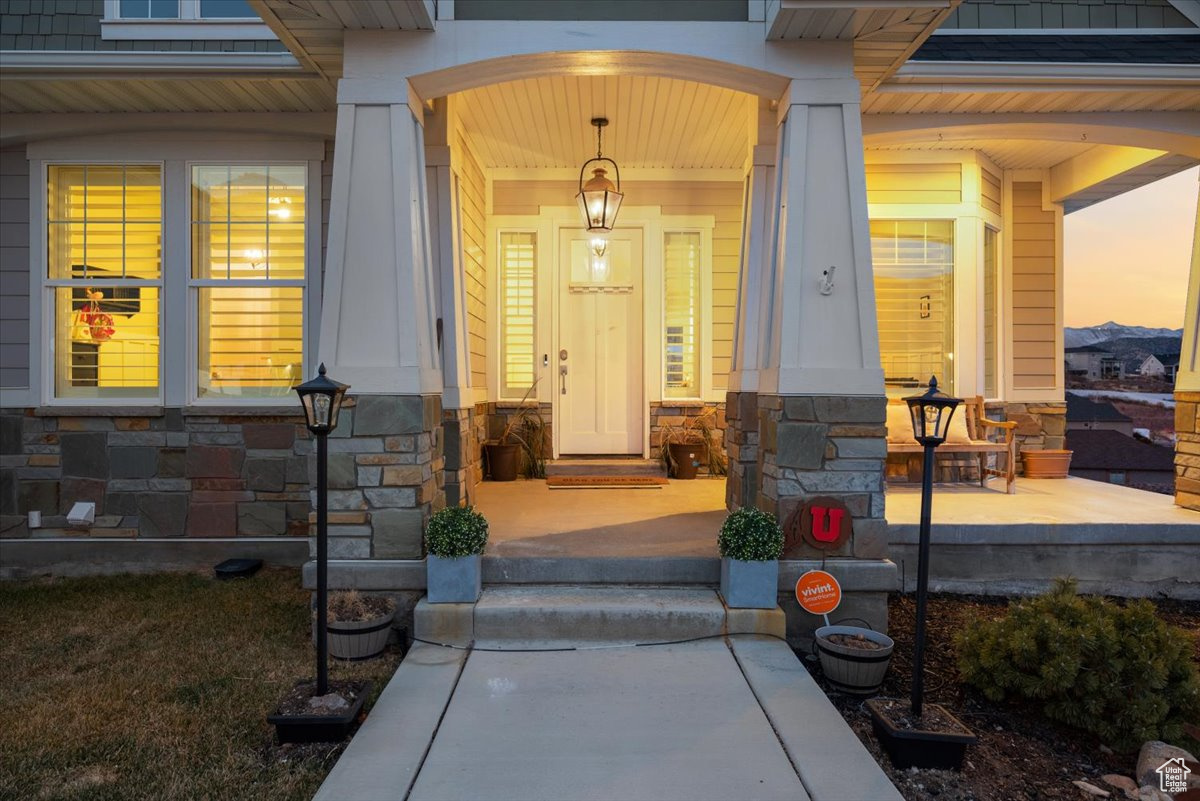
left=903, top=375, right=961, bottom=718
left=294, top=363, right=349, bottom=696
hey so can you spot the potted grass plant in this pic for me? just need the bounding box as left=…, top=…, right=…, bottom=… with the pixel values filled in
left=425, top=505, right=488, bottom=603
left=320, top=590, right=397, bottom=661
left=717, top=507, right=783, bottom=609
left=660, top=408, right=726, bottom=479
left=485, top=381, right=541, bottom=481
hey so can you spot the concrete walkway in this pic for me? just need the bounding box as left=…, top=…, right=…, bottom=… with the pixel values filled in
left=313, top=636, right=902, bottom=801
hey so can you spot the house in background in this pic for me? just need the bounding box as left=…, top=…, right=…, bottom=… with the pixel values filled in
left=1065, top=345, right=1122, bottom=381
left=1140, top=352, right=1182, bottom=381
left=1066, top=392, right=1134, bottom=435
left=1, top=0, right=1199, bottom=620
left=1067, top=428, right=1177, bottom=493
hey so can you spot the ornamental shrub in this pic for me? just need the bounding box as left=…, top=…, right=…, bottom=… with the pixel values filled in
left=425, top=506, right=488, bottom=559
left=955, top=578, right=1200, bottom=751
left=718, top=507, right=783, bottom=562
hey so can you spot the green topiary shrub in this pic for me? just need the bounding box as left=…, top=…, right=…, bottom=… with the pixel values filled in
left=425, top=506, right=489, bottom=559
left=955, top=578, right=1200, bottom=751
left=718, top=507, right=783, bottom=562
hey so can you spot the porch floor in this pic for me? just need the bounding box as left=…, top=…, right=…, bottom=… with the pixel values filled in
left=475, top=478, right=726, bottom=558
left=887, top=476, right=1198, bottom=529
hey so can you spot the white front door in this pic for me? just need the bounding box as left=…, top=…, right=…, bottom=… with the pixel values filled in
left=557, top=229, right=644, bottom=455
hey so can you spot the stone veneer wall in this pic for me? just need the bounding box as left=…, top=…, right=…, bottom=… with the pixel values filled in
left=1175, top=391, right=1200, bottom=511
left=0, top=408, right=312, bottom=541
left=442, top=403, right=486, bottom=507
left=649, top=401, right=727, bottom=475
left=724, top=392, right=759, bottom=510
left=998, top=401, right=1067, bottom=474
left=326, top=395, right=445, bottom=559
left=753, top=394, right=888, bottom=559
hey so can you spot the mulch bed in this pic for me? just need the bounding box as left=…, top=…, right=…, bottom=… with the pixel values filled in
left=801, top=592, right=1200, bottom=801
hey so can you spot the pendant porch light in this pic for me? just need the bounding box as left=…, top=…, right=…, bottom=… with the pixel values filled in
left=576, top=117, right=624, bottom=233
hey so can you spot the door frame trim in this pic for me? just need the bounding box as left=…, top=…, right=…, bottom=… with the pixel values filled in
left=551, top=216, right=651, bottom=459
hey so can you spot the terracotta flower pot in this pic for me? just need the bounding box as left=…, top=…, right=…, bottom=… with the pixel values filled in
left=1022, top=449, right=1072, bottom=479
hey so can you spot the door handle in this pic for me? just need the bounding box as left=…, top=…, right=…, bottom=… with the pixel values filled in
left=560, top=363, right=568, bottom=395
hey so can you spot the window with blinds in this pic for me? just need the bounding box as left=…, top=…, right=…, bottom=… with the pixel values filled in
left=190, top=164, right=305, bottom=399
left=47, top=164, right=162, bottom=399
left=983, top=226, right=998, bottom=398
left=870, top=220, right=954, bottom=396
left=664, top=231, right=701, bottom=398
left=499, top=232, right=536, bottom=397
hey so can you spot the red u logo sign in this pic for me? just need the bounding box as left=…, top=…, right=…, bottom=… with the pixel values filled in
left=809, top=507, right=844, bottom=542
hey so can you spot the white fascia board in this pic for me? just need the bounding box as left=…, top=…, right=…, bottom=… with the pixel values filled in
left=0, top=50, right=305, bottom=77
left=888, top=59, right=1200, bottom=85
left=891, top=61, right=1200, bottom=86
left=99, top=20, right=279, bottom=41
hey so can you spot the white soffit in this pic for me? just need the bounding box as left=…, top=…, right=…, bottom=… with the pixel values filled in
left=0, top=77, right=335, bottom=114
left=868, top=138, right=1096, bottom=169
left=250, top=0, right=435, bottom=80
left=862, top=87, right=1200, bottom=114
left=453, top=75, right=755, bottom=170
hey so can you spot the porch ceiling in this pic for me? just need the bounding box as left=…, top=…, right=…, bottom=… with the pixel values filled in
left=453, top=76, right=754, bottom=170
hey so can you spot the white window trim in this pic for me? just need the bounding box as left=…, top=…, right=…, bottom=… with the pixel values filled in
left=185, top=160, right=313, bottom=407
left=101, top=0, right=278, bottom=40
left=29, top=136, right=323, bottom=408
left=662, top=225, right=713, bottom=403
left=37, top=159, right=167, bottom=407
left=492, top=226, right=541, bottom=402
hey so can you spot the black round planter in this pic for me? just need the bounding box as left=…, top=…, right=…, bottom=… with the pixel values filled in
left=486, top=443, right=519, bottom=481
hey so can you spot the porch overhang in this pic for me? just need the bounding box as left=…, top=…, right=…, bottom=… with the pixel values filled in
left=0, top=51, right=334, bottom=113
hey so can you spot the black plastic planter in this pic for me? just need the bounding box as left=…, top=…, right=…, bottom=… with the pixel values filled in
left=268, top=681, right=372, bottom=744
left=866, top=698, right=977, bottom=770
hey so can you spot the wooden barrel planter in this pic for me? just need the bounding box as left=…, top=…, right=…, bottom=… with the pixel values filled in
left=815, top=625, right=895, bottom=696
left=1021, top=449, right=1073, bottom=479
left=327, top=612, right=395, bottom=661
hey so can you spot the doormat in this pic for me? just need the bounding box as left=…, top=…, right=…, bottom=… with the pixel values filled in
left=546, top=476, right=668, bottom=489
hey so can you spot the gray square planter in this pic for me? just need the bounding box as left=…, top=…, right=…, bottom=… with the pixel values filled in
left=720, top=558, right=779, bottom=609
left=426, top=554, right=482, bottom=604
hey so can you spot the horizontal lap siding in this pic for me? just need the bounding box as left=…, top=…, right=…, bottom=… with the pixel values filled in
left=866, top=163, right=961, bottom=205
left=492, top=180, right=742, bottom=392
left=1011, top=181, right=1057, bottom=390
left=458, top=137, right=488, bottom=392
left=0, top=145, right=29, bottom=390
left=981, top=169, right=1001, bottom=215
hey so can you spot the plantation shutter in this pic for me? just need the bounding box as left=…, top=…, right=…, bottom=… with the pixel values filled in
left=664, top=231, right=700, bottom=398
left=500, top=232, right=536, bottom=397
left=870, top=220, right=955, bottom=395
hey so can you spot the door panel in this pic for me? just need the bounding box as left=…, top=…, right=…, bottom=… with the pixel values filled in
left=558, top=231, right=643, bottom=455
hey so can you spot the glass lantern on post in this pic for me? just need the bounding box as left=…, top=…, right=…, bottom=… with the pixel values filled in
left=293, top=363, right=349, bottom=696
left=903, top=376, right=961, bottom=717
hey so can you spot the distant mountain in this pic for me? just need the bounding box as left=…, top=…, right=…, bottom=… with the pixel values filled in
left=1064, top=321, right=1182, bottom=349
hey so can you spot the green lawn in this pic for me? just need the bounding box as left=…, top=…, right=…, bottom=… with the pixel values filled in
left=0, top=569, right=403, bottom=801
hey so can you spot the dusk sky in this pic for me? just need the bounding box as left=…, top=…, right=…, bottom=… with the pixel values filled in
left=1064, top=165, right=1198, bottom=330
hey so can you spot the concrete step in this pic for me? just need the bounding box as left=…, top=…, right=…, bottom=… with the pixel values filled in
left=414, top=585, right=785, bottom=647
left=545, top=458, right=666, bottom=478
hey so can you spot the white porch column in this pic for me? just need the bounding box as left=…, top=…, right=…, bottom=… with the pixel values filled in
left=1174, top=175, right=1200, bottom=511
left=759, top=78, right=883, bottom=397
left=746, top=75, right=888, bottom=563
left=317, top=90, right=442, bottom=395
left=729, top=99, right=777, bottom=394
left=311, top=85, right=447, bottom=560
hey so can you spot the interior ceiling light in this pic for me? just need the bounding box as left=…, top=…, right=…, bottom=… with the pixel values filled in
left=576, top=117, right=624, bottom=234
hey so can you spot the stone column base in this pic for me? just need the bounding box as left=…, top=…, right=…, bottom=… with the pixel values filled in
left=755, top=394, right=887, bottom=559
left=442, top=403, right=485, bottom=507
left=1176, top=391, right=1200, bottom=511
left=318, top=394, right=445, bottom=559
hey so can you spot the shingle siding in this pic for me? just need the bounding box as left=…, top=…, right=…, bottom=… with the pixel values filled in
left=914, top=33, right=1200, bottom=62
left=0, top=0, right=287, bottom=51
left=0, top=145, right=30, bottom=390
left=942, top=0, right=1196, bottom=30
